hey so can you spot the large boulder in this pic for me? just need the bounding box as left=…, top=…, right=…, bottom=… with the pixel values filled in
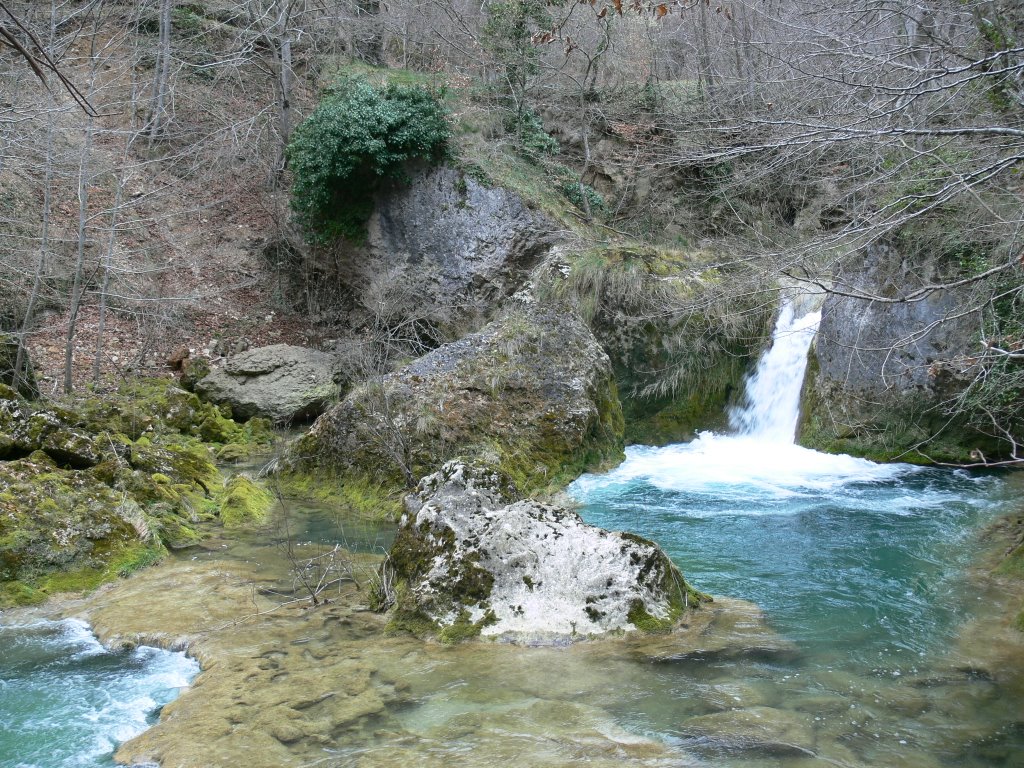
left=799, top=243, right=993, bottom=462
left=358, top=166, right=557, bottom=328
left=287, top=300, right=624, bottom=494
left=195, top=344, right=341, bottom=423
left=382, top=461, right=709, bottom=643
left=0, top=385, right=104, bottom=468
left=274, top=165, right=557, bottom=336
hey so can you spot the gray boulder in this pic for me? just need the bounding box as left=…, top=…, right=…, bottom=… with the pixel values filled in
left=348, top=166, right=556, bottom=330
left=287, top=300, right=624, bottom=494
left=383, top=461, right=708, bottom=643
left=195, top=344, right=340, bottom=423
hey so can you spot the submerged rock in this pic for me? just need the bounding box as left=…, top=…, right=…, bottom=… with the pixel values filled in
left=382, top=461, right=708, bottom=643
left=288, top=301, right=624, bottom=494
left=195, top=344, right=341, bottom=423
left=679, top=706, right=818, bottom=757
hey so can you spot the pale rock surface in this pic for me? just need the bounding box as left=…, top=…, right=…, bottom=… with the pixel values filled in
left=195, top=344, right=340, bottom=423
left=390, top=461, right=705, bottom=643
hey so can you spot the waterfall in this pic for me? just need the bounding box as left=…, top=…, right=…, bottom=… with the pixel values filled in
left=728, top=300, right=822, bottom=443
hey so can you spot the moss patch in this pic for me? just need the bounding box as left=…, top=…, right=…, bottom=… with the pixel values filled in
left=275, top=469, right=405, bottom=522
left=437, top=608, right=498, bottom=645
left=219, top=475, right=274, bottom=529
left=0, top=378, right=278, bottom=605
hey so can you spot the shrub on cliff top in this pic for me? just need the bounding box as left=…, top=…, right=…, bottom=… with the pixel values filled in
left=287, top=78, right=450, bottom=242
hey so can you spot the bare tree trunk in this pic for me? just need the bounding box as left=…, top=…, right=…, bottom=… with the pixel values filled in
left=149, top=0, right=172, bottom=142
left=696, top=0, right=717, bottom=107
left=92, top=173, right=123, bottom=385
left=12, top=108, right=56, bottom=395
left=64, top=109, right=95, bottom=393
left=272, top=0, right=294, bottom=183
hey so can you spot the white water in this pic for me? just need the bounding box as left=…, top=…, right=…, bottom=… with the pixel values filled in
left=574, top=299, right=919, bottom=503
left=728, top=300, right=821, bottom=442
left=0, top=618, right=199, bottom=768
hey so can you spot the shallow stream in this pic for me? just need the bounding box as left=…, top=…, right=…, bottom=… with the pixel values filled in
left=3, top=301, right=1022, bottom=767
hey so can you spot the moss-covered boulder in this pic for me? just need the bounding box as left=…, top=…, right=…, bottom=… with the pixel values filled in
left=379, top=461, right=708, bottom=643
left=0, top=452, right=165, bottom=606
left=0, top=379, right=275, bottom=606
left=1, top=387, right=105, bottom=468
left=287, top=300, right=624, bottom=495
left=219, top=474, right=274, bottom=529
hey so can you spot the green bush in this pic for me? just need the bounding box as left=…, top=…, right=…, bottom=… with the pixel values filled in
left=287, top=78, right=450, bottom=242
left=506, top=109, right=558, bottom=159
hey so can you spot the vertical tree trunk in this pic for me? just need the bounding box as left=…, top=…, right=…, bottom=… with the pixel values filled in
left=266, top=0, right=293, bottom=185
left=13, top=108, right=56, bottom=395
left=92, top=174, right=123, bottom=385
left=64, top=110, right=95, bottom=394
left=149, top=0, right=172, bottom=142
left=696, top=0, right=717, bottom=107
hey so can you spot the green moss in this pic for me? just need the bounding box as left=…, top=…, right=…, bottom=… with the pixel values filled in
left=383, top=607, right=439, bottom=638
left=627, top=599, right=678, bottom=634
left=219, top=475, right=274, bottom=529
left=275, top=469, right=404, bottom=522
left=0, top=378, right=288, bottom=606
left=215, top=443, right=249, bottom=462
left=996, top=543, right=1024, bottom=579
left=1013, top=610, right=1024, bottom=633
left=0, top=542, right=167, bottom=609
left=438, top=608, right=498, bottom=645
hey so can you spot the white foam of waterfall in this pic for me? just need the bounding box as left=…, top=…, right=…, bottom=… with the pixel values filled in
left=570, top=296, right=925, bottom=504
left=728, top=300, right=822, bottom=443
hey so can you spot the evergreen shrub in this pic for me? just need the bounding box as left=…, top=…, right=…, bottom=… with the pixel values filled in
left=287, top=78, right=449, bottom=242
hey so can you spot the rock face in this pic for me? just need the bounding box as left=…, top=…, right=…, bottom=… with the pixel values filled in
left=544, top=249, right=771, bottom=445
left=288, top=301, right=624, bottom=494
left=799, top=244, right=991, bottom=462
left=348, top=165, right=556, bottom=329
left=195, top=344, right=340, bottom=423
left=0, top=333, right=38, bottom=400
left=385, top=461, right=707, bottom=643
left=0, top=385, right=104, bottom=468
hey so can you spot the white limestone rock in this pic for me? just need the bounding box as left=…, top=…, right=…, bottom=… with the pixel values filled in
left=386, top=461, right=708, bottom=643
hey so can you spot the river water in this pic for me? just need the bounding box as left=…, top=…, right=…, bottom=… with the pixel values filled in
left=2, top=300, right=1021, bottom=768
left=0, top=619, right=198, bottom=768
left=567, top=300, right=1022, bottom=766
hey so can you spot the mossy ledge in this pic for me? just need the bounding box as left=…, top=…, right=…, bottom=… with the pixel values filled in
left=537, top=246, right=773, bottom=446
left=0, top=379, right=276, bottom=607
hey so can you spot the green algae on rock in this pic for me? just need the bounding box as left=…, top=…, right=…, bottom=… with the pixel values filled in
left=378, top=461, right=709, bottom=644
left=286, top=300, right=624, bottom=497
left=0, top=379, right=276, bottom=607
left=219, top=475, right=274, bottom=529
